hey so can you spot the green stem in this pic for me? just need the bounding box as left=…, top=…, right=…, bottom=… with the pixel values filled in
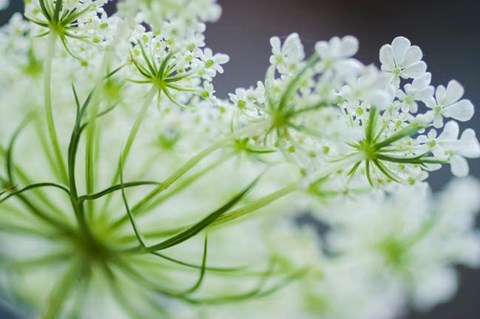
left=44, top=33, right=68, bottom=183
left=142, top=153, right=232, bottom=213
left=108, top=141, right=226, bottom=231
left=0, top=176, right=74, bottom=235
left=0, top=142, right=69, bottom=219
left=100, top=86, right=157, bottom=214
left=84, top=93, right=101, bottom=220
left=212, top=183, right=299, bottom=226
left=115, top=85, right=157, bottom=181
left=40, top=261, right=84, bottom=319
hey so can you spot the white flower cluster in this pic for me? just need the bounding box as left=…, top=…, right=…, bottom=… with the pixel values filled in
left=229, top=34, right=480, bottom=190
left=204, top=178, right=480, bottom=319
left=0, top=1, right=478, bottom=319
left=24, top=0, right=114, bottom=58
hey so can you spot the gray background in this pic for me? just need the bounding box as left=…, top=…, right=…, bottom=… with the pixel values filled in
left=1, top=0, right=479, bottom=318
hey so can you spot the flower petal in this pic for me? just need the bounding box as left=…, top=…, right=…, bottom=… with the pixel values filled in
left=402, top=61, right=427, bottom=79
left=445, top=80, right=464, bottom=106
left=335, top=59, right=362, bottom=76
left=439, top=120, right=460, bottom=140
left=270, top=36, right=281, bottom=54
left=435, top=85, right=447, bottom=104
left=403, top=45, right=423, bottom=67
left=363, top=91, right=389, bottom=108
left=339, top=35, right=359, bottom=58
left=315, top=41, right=329, bottom=59
left=412, top=72, right=432, bottom=89
left=451, top=155, right=469, bottom=177
left=443, top=99, right=474, bottom=122
left=433, top=114, right=444, bottom=128
left=379, top=45, right=395, bottom=70
left=391, top=36, right=411, bottom=65
left=459, top=129, right=480, bottom=158
left=416, top=86, right=435, bottom=103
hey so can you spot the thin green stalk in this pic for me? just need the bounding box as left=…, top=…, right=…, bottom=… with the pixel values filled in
left=212, top=183, right=299, bottom=226
left=34, top=120, right=59, bottom=179
left=142, top=153, right=232, bottom=212
left=40, top=261, right=84, bottom=319
left=113, top=152, right=232, bottom=229
left=0, top=176, right=74, bottom=235
left=133, top=141, right=226, bottom=212
left=108, top=140, right=226, bottom=231
left=44, top=33, right=68, bottom=183
left=15, top=192, right=75, bottom=236
left=311, top=152, right=366, bottom=186
left=84, top=92, right=101, bottom=220
left=100, top=86, right=157, bottom=214
left=115, top=85, right=157, bottom=181
left=0, top=140, right=69, bottom=219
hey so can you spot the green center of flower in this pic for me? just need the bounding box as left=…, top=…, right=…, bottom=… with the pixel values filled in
left=271, top=109, right=290, bottom=129
left=378, top=239, right=406, bottom=266
left=72, top=232, right=114, bottom=265
left=358, top=140, right=378, bottom=161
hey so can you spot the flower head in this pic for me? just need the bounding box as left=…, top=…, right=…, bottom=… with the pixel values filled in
left=380, top=36, right=427, bottom=86
left=25, top=0, right=112, bottom=57
left=424, top=80, right=475, bottom=128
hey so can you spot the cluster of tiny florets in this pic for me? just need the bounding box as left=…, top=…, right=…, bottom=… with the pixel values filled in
left=229, top=34, right=479, bottom=190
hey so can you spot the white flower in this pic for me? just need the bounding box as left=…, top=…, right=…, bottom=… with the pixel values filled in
left=340, top=66, right=393, bottom=108
left=315, top=180, right=480, bottom=311
left=201, top=48, right=229, bottom=80
left=228, top=85, right=264, bottom=113
left=425, top=80, right=474, bottom=128
left=315, top=35, right=362, bottom=75
left=435, top=121, right=480, bottom=176
left=200, top=81, right=216, bottom=102
left=269, top=33, right=305, bottom=75
left=0, top=4, right=479, bottom=318
left=380, top=36, right=427, bottom=86
left=396, top=72, right=434, bottom=113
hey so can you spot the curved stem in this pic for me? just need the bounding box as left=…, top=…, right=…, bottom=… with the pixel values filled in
left=101, top=86, right=157, bottom=214
left=141, top=153, right=232, bottom=213
left=115, top=86, right=158, bottom=181
left=108, top=140, right=226, bottom=231
left=44, top=33, right=68, bottom=183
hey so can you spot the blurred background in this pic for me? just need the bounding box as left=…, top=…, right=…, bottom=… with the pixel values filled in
left=1, top=0, right=479, bottom=318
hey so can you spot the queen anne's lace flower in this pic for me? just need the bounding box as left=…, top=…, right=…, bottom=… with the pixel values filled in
left=200, top=48, right=229, bottom=80
left=270, top=33, right=305, bottom=75
left=315, top=35, right=361, bottom=75
left=231, top=34, right=478, bottom=188
left=314, top=178, right=480, bottom=312
left=25, top=0, right=113, bottom=58
left=424, top=80, right=475, bottom=128
left=0, top=1, right=479, bottom=318
left=380, top=36, right=427, bottom=86
left=396, top=72, right=434, bottom=113
left=424, top=121, right=480, bottom=176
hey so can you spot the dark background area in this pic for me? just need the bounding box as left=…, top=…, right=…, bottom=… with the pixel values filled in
left=1, top=0, right=480, bottom=318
